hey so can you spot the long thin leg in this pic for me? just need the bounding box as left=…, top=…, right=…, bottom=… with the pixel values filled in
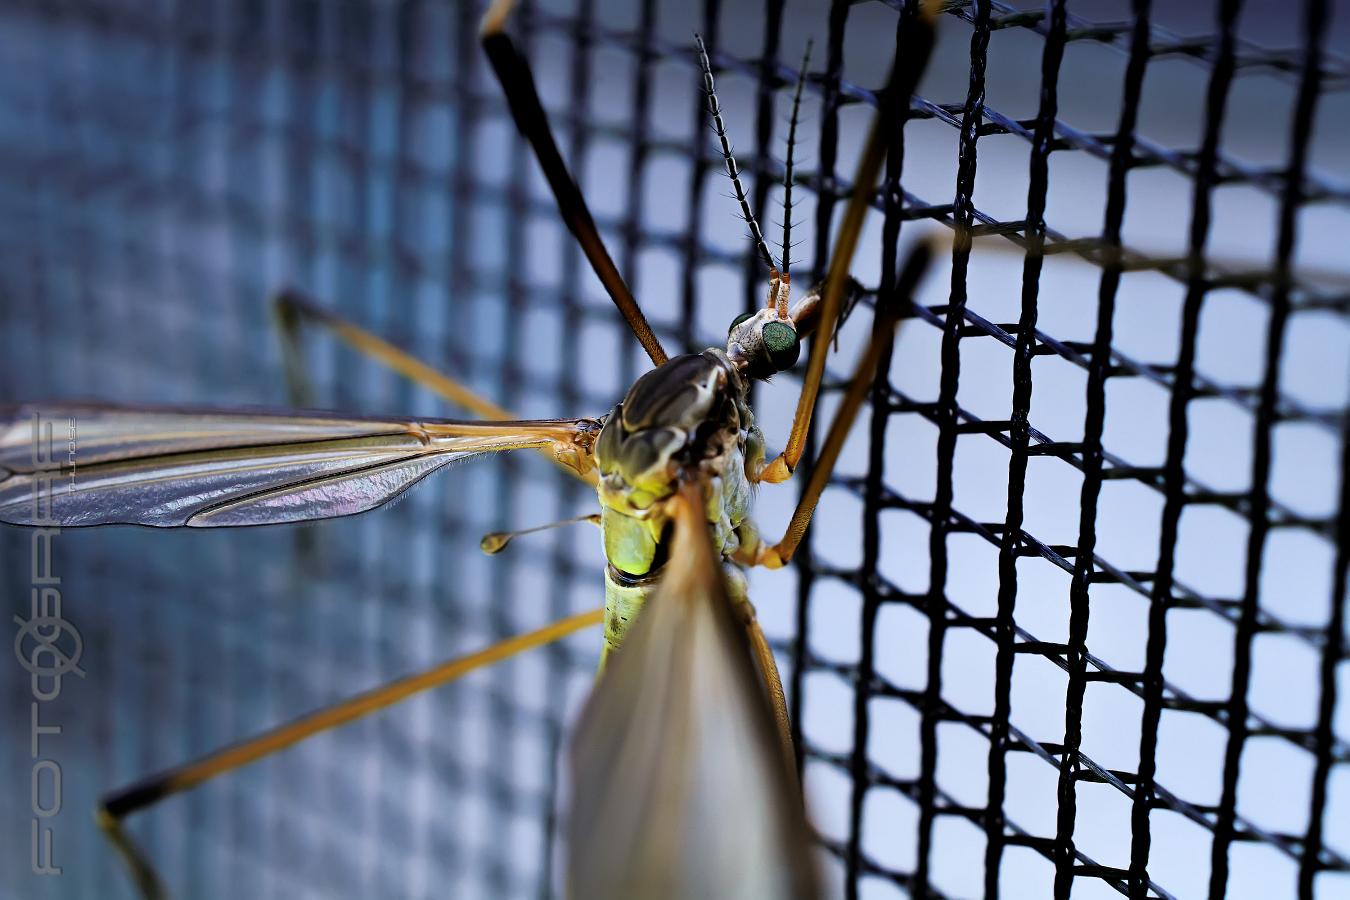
left=273, top=291, right=317, bottom=409
left=272, top=290, right=597, bottom=486
left=96, top=814, right=165, bottom=900
left=758, top=5, right=937, bottom=484
left=98, top=608, right=603, bottom=897
left=757, top=242, right=933, bottom=568
left=275, top=289, right=514, bottom=419
left=271, top=295, right=330, bottom=564
left=743, top=605, right=797, bottom=788
left=480, top=0, right=667, bottom=367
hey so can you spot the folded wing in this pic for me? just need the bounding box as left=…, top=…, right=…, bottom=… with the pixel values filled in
left=0, top=403, right=599, bottom=527
left=566, top=480, right=820, bottom=900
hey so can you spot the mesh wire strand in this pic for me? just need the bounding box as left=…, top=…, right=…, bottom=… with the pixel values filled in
left=0, top=0, right=1347, bottom=898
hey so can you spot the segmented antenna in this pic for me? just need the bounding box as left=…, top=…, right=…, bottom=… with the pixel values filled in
left=695, top=34, right=776, bottom=273
left=780, top=40, right=812, bottom=277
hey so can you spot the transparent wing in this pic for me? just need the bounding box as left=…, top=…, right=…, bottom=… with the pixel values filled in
left=0, top=403, right=599, bottom=527
left=566, top=481, right=820, bottom=900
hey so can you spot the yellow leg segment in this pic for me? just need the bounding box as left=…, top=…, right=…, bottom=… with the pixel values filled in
left=757, top=243, right=934, bottom=569
left=271, top=290, right=597, bottom=487
left=744, top=606, right=798, bottom=789
left=99, top=607, right=603, bottom=897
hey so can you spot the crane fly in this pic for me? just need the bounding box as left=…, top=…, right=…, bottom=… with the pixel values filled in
left=1, top=1, right=937, bottom=896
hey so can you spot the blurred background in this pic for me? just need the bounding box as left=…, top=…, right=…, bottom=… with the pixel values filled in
left=1, top=0, right=1347, bottom=898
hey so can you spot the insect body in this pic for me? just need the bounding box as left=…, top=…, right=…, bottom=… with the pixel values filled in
left=573, top=283, right=833, bottom=897
left=594, top=295, right=816, bottom=662
left=595, top=349, right=759, bottom=661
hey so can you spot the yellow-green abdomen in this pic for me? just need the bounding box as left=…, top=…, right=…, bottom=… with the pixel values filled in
left=600, top=565, right=658, bottom=671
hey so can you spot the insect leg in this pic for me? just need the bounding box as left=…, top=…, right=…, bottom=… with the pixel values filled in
left=97, top=607, right=604, bottom=897
left=755, top=241, right=933, bottom=569
left=479, top=0, right=667, bottom=367
left=267, top=294, right=327, bottom=562
left=270, top=290, right=597, bottom=485
left=96, top=814, right=165, bottom=900
left=272, top=289, right=318, bottom=409
left=274, top=289, right=513, bottom=418
left=757, top=4, right=937, bottom=485
left=721, top=561, right=795, bottom=777
left=742, top=603, right=797, bottom=782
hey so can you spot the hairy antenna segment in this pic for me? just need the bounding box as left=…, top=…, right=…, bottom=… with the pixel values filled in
left=695, top=34, right=776, bottom=273
left=781, top=40, right=813, bottom=276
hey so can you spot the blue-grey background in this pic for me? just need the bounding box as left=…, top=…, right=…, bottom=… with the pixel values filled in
left=1, top=0, right=1347, bottom=898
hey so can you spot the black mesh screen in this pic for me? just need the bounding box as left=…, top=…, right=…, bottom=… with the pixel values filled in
left=1, top=1, right=1346, bottom=899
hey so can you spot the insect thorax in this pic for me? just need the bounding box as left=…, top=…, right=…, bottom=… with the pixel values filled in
left=593, top=349, right=765, bottom=659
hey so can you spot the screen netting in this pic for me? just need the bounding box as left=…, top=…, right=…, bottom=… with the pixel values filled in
left=0, top=1, right=1346, bottom=898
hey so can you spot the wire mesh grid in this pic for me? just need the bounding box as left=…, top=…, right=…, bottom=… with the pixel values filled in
left=0, top=0, right=1347, bottom=898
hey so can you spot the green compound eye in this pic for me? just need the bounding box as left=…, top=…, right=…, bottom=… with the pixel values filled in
left=762, top=321, right=800, bottom=371
left=728, top=311, right=754, bottom=335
